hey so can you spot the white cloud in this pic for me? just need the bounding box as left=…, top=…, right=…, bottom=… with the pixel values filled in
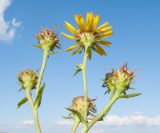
left=17, top=120, right=34, bottom=128
left=90, top=128, right=104, bottom=133
left=55, top=113, right=160, bottom=127
left=97, top=113, right=160, bottom=127
left=56, top=119, right=73, bottom=127
left=0, top=0, right=21, bottom=42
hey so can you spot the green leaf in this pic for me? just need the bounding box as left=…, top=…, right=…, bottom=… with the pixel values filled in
left=73, top=64, right=82, bottom=77
left=66, top=107, right=87, bottom=125
left=86, top=46, right=92, bottom=59
left=49, top=50, right=60, bottom=56
left=18, top=87, right=24, bottom=92
left=34, top=83, right=45, bottom=108
left=119, top=93, right=141, bottom=99
left=17, top=97, right=28, bottom=109
left=63, top=115, right=74, bottom=119
left=73, top=69, right=81, bottom=76
left=128, top=87, right=136, bottom=90
left=33, top=44, right=41, bottom=49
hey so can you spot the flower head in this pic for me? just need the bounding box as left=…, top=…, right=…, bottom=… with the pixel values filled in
left=62, top=12, right=112, bottom=58
left=17, top=70, right=38, bottom=90
left=71, top=96, right=96, bottom=115
left=34, top=28, right=60, bottom=52
left=102, top=64, right=134, bottom=94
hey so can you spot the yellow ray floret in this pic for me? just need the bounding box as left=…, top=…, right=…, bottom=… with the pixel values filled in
left=62, top=12, right=113, bottom=58
left=61, top=33, right=76, bottom=40
left=96, top=40, right=111, bottom=47
left=74, top=15, right=85, bottom=31
left=97, top=22, right=109, bottom=31
left=94, top=44, right=106, bottom=56
left=93, top=15, right=99, bottom=29
left=98, top=31, right=113, bottom=38
left=65, top=44, right=79, bottom=51
left=86, top=12, right=93, bottom=30
left=64, top=21, right=78, bottom=35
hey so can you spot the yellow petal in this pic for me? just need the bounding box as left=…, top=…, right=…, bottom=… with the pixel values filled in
left=98, top=31, right=113, bottom=38
left=61, top=32, right=76, bottom=40
left=64, top=21, right=78, bottom=35
left=72, top=46, right=83, bottom=55
left=99, top=26, right=112, bottom=34
left=97, top=22, right=109, bottom=31
left=75, top=15, right=85, bottom=31
left=93, top=15, right=100, bottom=28
left=97, top=40, right=111, bottom=47
left=86, top=12, right=93, bottom=31
left=94, top=44, right=106, bottom=56
left=86, top=12, right=92, bottom=26
left=65, top=44, right=79, bottom=51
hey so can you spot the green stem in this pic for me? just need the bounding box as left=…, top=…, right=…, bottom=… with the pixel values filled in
left=82, top=49, right=88, bottom=121
left=82, top=123, right=88, bottom=133
left=36, top=50, right=48, bottom=95
left=26, top=90, right=41, bottom=133
left=33, top=109, right=41, bottom=133
left=86, top=92, right=120, bottom=132
left=71, top=116, right=80, bottom=133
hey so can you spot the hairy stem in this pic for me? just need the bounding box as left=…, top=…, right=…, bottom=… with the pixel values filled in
left=87, top=92, right=120, bottom=132
left=36, top=50, right=48, bottom=95
left=82, top=49, right=88, bottom=121
left=72, top=117, right=80, bottom=133
left=26, top=90, right=41, bottom=133
left=82, top=123, right=88, bottom=133
left=33, top=109, right=41, bottom=133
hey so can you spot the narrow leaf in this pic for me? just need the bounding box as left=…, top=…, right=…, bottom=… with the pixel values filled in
left=66, top=107, right=87, bottom=125
left=34, top=83, right=45, bottom=108
left=73, top=64, right=82, bottom=77
left=18, top=87, right=23, bottom=92
left=119, top=93, right=141, bottom=99
left=73, top=69, right=81, bottom=76
left=17, top=97, right=28, bottom=109
left=49, top=50, right=60, bottom=56
left=63, top=115, right=74, bottom=119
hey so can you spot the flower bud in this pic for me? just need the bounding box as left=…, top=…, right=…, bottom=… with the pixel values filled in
left=71, top=96, right=96, bottom=115
left=102, top=64, right=134, bottom=94
left=34, top=28, right=60, bottom=52
left=17, top=70, right=38, bottom=90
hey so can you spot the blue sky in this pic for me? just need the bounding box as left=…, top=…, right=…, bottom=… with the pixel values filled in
left=0, top=0, right=160, bottom=133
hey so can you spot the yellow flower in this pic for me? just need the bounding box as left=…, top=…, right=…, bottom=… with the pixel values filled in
left=62, top=12, right=113, bottom=58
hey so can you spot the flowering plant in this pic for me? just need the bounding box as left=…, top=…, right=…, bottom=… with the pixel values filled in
left=17, top=28, right=60, bottom=133
left=63, top=12, right=140, bottom=133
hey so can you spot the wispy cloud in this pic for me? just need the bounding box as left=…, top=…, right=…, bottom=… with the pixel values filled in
left=97, top=113, right=160, bottom=127
left=55, top=119, right=73, bottom=127
left=0, top=0, right=21, bottom=42
left=55, top=113, right=160, bottom=127
left=17, top=120, right=34, bottom=128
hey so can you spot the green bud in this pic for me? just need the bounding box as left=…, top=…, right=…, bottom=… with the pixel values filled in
left=71, top=96, right=96, bottom=116
left=102, top=64, right=134, bottom=94
left=17, top=70, right=38, bottom=90
left=34, top=28, right=60, bottom=52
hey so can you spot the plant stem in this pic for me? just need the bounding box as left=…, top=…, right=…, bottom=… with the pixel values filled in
left=36, top=50, right=48, bottom=95
left=82, top=123, right=88, bottom=133
left=33, top=109, right=41, bottom=133
left=71, top=117, right=80, bottom=133
left=86, top=92, right=120, bottom=132
left=26, top=90, right=41, bottom=133
left=82, top=49, right=88, bottom=121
